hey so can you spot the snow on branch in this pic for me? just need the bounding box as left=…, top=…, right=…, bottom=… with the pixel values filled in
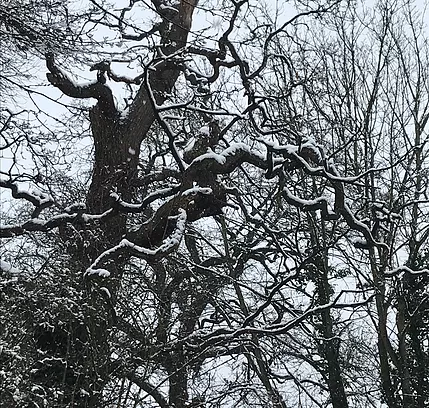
left=282, top=187, right=340, bottom=221
left=86, top=208, right=187, bottom=277
left=385, top=265, right=429, bottom=277
left=1, top=179, right=54, bottom=218
left=90, top=60, right=142, bottom=85
left=0, top=188, right=114, bottom=238
left=0, top=211, right=114, bottom=238
left=181, top=138, right=386, bottom=250
left=45, top=53, right=117, bottom=116
left=260, top=138, right=388, bottom=249
left=110, top=185, right=180, bottom=213
left=186, top=142, right=267, bottom=175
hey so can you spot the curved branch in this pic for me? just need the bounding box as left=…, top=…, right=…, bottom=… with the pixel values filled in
left=0, top=179, right=53, bottom=217
left=125, top=373, right=169, bottom=408
left=185, top=143, right=268, bottom=176
left=263, top=139, right=388, bottom=249
left=0, top=209, right=114, bottom=239
left=45, top=53, right=117, bottom=116
left=86, top=208, right=187, bottom=276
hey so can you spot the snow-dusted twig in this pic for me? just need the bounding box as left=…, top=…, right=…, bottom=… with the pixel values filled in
left=85, top=208, right=187, bottom=277
left=0, top=203, right=113, bottom=238
left=384, top=265, right=429, bottom=277
left=0, top=179, right=54, bottom=218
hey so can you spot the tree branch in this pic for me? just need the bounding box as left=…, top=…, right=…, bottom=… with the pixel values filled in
left=45, top=53, right=117, bottom=116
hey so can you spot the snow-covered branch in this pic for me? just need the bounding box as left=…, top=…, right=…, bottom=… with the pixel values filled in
left=86, top=208, right=187, bottom=277
left=45, top=52, right=117, bottom=116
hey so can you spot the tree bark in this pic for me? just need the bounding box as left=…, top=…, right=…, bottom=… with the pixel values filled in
left=42, top=2, right=199, bottom=406
left=309, top=218, right=349, bottom=408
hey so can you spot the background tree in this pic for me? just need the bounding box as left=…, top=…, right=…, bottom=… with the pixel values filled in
left=283, top=1, right=429, bottom=406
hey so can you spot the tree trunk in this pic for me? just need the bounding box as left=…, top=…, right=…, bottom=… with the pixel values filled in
left=41, top=2, right=199, bottom=406
left=314, top=259, right=349, bottom=408
left=370, top=248, right=400, bottom=408
left=309, top=218, right=349, bottom=408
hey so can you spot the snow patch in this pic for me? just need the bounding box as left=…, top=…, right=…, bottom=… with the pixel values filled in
left=184, top=137, right=195, bottom=153
left=182, top=186, right=212, bottom=196
left=199, top=126, right=210, bottom=136
left=100, top=287, right=111, bottom=298
left=160, top=4, right=179, bottom=13
left=0, top=260, right=20, bottom=275
left=193, top=148, right=226, bottom=165
left=87, top=268, right=111, bottom=278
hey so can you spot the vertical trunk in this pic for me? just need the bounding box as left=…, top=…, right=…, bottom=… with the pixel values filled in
left=396, top=292, right=415, bottom=408
left=39, top=2, right=198, bottom=405
left=168, top=347, right=189, bottom=408
left=57, top=108, right=141, bottom=407
left=309, top=218, right=349, bottom=408
left=314, top=258, right=349, bottom=408
left=370, top=248, right=400, bottom=408
left=88, top=108, right=136, bottom=213
left=316, top=272, right=348, bottom=408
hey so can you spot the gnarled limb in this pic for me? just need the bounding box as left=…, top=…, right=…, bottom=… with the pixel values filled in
left=46, top=53, right=117, bottom=117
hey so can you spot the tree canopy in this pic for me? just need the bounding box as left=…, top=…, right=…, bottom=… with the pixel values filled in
left=1, top=0, right=429, bottom=407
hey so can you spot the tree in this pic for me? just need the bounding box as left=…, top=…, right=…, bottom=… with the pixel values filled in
left=286, top=1, right=429, bottom=406
left=1, top=0, right=429, bottom=407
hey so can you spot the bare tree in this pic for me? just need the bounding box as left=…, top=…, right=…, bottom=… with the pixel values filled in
left=1, top=0, right=429, bottom=407
left=281, top=0, right=429, bottom=406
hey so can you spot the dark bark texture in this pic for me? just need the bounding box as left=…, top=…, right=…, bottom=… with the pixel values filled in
left=41, top=2, right=199, bottom=406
